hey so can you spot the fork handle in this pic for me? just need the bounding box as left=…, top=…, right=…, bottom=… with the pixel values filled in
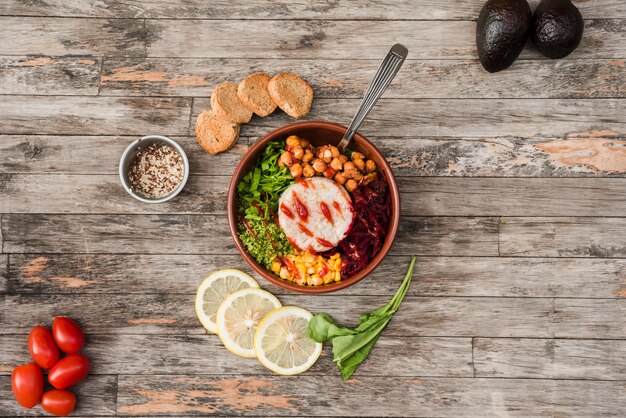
left=337, top=43, right=408, bottom=152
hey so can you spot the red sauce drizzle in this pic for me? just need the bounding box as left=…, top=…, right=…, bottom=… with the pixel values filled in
left=318, top=261, right=329, bottom=278
left=297, top=178, right=310, bottom=188
left=281, top=257, right=301, bottom=280
left=287, top=237, right=302, bottom=252
left=298, top=223, right=314, bottom=237
left=320, top=202, right=333, bottom=224
left=316, top=237, right=334, bottom=248
left=307, top=245, right=316, bottom=254
left=292, top=193, right=309, bottom=221
left=332, top=201, right=342, bottom=214
left=280, top=203, right=294, bottom=219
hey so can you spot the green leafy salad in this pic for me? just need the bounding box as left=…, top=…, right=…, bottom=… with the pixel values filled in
left=237, top=140, right=295, bottom=269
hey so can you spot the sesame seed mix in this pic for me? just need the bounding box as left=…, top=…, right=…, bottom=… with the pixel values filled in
left=128, top=144, right=184, bottom=199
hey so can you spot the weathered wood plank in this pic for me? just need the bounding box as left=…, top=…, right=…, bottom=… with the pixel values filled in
left=1, top=294, right=623, bottom=338
left=100, top=57, right=626, bottom=99
left=500, top=217, right=626, bottom=257
left=0, top=174, right=230, bottom=214
left=0, top=96, right=192, bottom=135
left=2, top=133, right=626, bottom=177
left=376, top=134, right=626, bottom=177
left=2, top=0, right=624, bottom=19
left=148, top=19, right=626, bottom=59
left=116, top=375, right=626, bottom=416
left=0, top=214, right=499, bottom=256
left=474, top=338, right=626, bottom=380
left=0, top=334, right=473, bottom=378
left=0, top=135, right=248, bottom=176
left=0, top=254, right=7, bottom=293
left=0, top=55, right=101, bottom=95
left=0, top=17, right=145, bottom=56
left=7, top=254, right=626, bottom=298
left=191, top=98, right=626, bottom=141
left=0, top=375, right=116, bottom=416
left=3, top=176, right=625, bottom=216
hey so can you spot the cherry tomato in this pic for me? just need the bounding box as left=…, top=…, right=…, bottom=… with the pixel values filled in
left=52, top=317, right=85, bottom=354
left=11, top=363, right=44, bottom=408
left=41, top=390, right=77, bottom=416
left=48, top=354, right=90, bottom=389
left=28, top=325, right=60, bottom=369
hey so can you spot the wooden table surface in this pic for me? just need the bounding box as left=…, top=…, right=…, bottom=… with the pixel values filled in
left=1, top=1, right=625, bottom=416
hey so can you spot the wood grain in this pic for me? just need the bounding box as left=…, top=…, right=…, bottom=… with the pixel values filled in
left=0, top=375, right=116, bottom=416
left=0, top=96, right=191, bottom=136
left=0, top=135, right=248, bottom=176
left=193, top=98, right=626, bottom=140
left=0, top=254, right=7, bottom=293
left=100, top=57, right=626, bottom=99
left=0, top=17, right=145, bottom=56
left=0, top=214, right=499, bottom=256
left=0, top=334, right=473, bottom=378
left=3, top=133, right=626, bottom=177
left=0, top=55, right=101, bottom=95
left=2, top=0, right=624, bottom=19
left=500, top=217, right=626, bottom=257
left=116, top=375, right=626, bottom=416
left=1, top=294, right=623, bottom=338
left=7, top=254, right=626, bottom=298
left=3, top=176, right=626, bottom=216
left=147, top=19, right=626, bottom=59
left=474, top=338, right=626, bottom=380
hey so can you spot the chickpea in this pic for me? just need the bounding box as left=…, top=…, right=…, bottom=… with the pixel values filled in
left=334, top=172, right=347, bottom=185
left=338, top=154, right=348, bottom=164
left=279, top=151, right=294, bottom=167
left=290, top=163, right=303, bottom=178
left=292, top=145, right=304, bottom=160
left=303, top=164, right=315, bottom=177
left=353, top=171, right=363, bottom=181
left=353, top=158, right=365, bottom=171
left=322, top=148, right=333, bottom=163
left=345, top=179, right=358, bottom=192
left=299, top=138, right=310, bottom=148
left=323, top=167, right=336, bottom=178
left=360, top=172, right=377, bottom=185
left=351, top=152, right=364, bottom=161
left=329, top=157, right=343, bottom=171
left=301, top=149, right=314, bottom=163
left=365, top=159, right=377, bottom=172
left=343, top=161, right=357, bottom=178
left=330, top=146, right=340, bottom=158
left=312, top=158, right=327, bottom=173
left=286, top=135, right=300, bottom=147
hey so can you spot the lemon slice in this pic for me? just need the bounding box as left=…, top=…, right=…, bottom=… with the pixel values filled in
left=216, top=288, right=282, bottom=358
left=254, top=306, right=322, bottom=375
left=195, top=269, right=259, bottom=334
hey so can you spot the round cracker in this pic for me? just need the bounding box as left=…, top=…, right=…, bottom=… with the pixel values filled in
left=267, top=73, right=313, bottom=119
left=195, top=109, right=240, bottom=155
left=237, top=72, right=277, bottom=117
left=211, top=83, right=253, bottom=124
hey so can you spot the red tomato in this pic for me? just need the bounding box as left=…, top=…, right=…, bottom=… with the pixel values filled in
left=41, top=390, right=77, bottom=416
left=48, top=354, right=90, bottom=389
left=52, top=317, right=85, bottom=354
left=11, top=363, right=44, bottom=408
left=28, top=325, right=60, bottom=369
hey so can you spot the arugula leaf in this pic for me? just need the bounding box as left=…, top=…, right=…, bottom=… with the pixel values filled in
left=307, top=256, right=416, bottom=380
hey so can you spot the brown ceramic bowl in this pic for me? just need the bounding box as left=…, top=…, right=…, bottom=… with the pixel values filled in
left=227, top=121, right=400, bottom=293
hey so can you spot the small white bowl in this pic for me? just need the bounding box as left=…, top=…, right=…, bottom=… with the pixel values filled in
left=119, top=135, right=189, bottom=204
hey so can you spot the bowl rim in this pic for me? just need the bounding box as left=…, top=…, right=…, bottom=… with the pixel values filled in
left=119, top=134, right=190, bottom=204
left=227, top=120, right=400, bottom=294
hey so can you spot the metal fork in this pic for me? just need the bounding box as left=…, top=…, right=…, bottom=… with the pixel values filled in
left=337, top=43, right=408, bottom=152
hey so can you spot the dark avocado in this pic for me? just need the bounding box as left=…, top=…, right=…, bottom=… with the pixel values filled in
left=476, top=0, right=532, bottom=73
left=532, top=0, right=584, bottom=59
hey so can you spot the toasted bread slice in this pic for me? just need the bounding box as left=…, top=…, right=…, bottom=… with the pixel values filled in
left=268, top=73, right=313, bottom=119
left=237, top=72, right=277, bottom=117
left=211, top=83, right=253, bottom=123
left=195, top=109, right=240, bottom=155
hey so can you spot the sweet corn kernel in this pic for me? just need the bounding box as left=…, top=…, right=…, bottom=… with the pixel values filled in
left=274, top=250, right=344, bottom=286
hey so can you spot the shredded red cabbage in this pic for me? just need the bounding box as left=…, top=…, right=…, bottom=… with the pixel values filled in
left=324, top=174, right=391, bottom=278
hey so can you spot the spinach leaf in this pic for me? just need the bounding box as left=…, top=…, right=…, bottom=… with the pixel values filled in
left=307, top=256, right=416, bottom=380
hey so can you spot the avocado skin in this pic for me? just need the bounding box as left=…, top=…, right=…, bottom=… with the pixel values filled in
left=476, top=0, right=532, bottom=73
left=532, top=0, right=584, bottom=59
